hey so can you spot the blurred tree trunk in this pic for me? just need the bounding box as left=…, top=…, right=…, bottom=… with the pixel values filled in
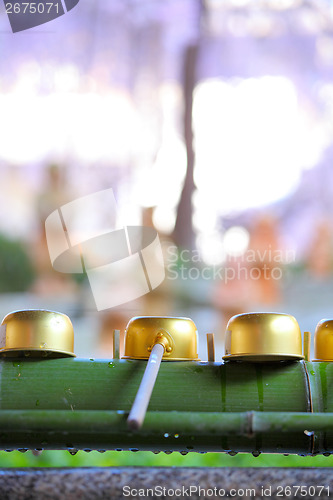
left=173, top=44, right=198, bottom=251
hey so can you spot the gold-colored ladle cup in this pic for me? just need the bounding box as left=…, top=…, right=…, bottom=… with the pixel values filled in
left=0, top=309, right=75, bottom=358
left=313, top=319, right=333, bottom=361
left=223, top=312, right=304, bottom=362
left=123, top=316, right=199, bottom=429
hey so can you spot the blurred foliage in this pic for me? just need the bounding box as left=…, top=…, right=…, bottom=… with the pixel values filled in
left=0, top=450, right=333, bottom=468
left=0, top=234, right=35, bottom=292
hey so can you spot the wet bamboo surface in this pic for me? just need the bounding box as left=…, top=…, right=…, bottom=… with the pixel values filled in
left=0, top=358, right=331, bottom=454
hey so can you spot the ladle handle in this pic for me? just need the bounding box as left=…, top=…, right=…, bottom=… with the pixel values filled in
left=127, top=343, right=164, bottom=430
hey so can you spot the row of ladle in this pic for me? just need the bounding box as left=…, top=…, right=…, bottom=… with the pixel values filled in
left=0, top=310, right=332, bottom=429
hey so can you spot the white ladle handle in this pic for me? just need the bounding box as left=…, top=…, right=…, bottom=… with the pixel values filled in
left=127, top=343, right=164, bottom=430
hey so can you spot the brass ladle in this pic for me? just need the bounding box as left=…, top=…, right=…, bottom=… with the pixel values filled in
left=122, top=316, right=199, bottom=429
left=0, top=309, right=75, bottom=358
left=223, top=312, right=304, bottom=362
left=313, top=319, right=333, bottom=361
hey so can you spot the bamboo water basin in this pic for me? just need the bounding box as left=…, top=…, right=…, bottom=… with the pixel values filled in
left=0, top=357, right=332, bottom=455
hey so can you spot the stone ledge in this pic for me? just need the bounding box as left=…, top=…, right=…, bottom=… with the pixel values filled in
left=0, top=467, right=331, bottom=499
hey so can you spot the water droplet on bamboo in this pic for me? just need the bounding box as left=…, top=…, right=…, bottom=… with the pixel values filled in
left=32, top=450, right=43, bottom=457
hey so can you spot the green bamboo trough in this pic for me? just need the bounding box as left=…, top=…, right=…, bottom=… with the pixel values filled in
left=0, top=310, right=331, bottom=456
